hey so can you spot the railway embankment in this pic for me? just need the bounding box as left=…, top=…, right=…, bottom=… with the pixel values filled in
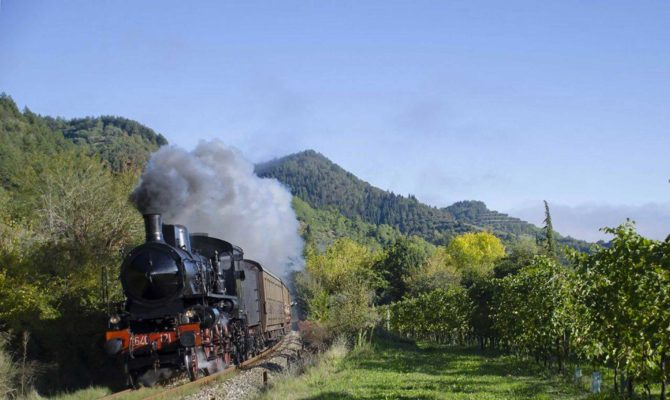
left=184, top=331, right=304, bottom=400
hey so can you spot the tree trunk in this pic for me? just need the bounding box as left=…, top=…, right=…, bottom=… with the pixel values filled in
left=556, top=337, right=563, bottom=373
left=627, top=377, right=633, bottom=399
left=661, top=355, right=667, bottom=400
left=613, top=365, right=619, bottom=395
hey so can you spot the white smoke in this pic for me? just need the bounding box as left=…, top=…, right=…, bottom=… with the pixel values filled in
left=131, top=140, right=304, bottom=275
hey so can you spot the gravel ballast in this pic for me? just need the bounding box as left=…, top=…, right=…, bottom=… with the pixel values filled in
left=183, top=332, right=304, bottom=400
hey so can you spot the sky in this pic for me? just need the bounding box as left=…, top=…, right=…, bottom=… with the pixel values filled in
left=1, top=0, right=669, bottom=241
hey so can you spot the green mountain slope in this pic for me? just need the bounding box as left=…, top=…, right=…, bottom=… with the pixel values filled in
left=257, top=150, right=468, bottom=244
left=257, top=150, right=591, bottom=251
left=0, top=94, right=166, bottom=186
left=293, top=197, right=405, bottom=250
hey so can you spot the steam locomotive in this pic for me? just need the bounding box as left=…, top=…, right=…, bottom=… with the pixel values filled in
left=104, top=214, right=291, bottom=387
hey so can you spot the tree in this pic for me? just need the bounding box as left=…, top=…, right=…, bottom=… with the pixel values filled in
left=493, top=236, right=540, bottom=279
left=571, top=222, right=670, bottom=397
left=374, top=236, right=434, bottom=303
left=493, top=255, right=571, bottom=369
left=541, top=200, right=556, bottom=258
left=446, top=231, right=506, bottom=278
left=389, top=287, right=473, bottom=344
left=0, top=149, right=145, bottom=390
left=404, top=246, right=461, bottom=296
left=296, top=238, right=383, bottom=345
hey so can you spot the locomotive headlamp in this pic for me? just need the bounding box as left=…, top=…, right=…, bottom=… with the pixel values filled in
left=185, top=309, right=197, bottom=318
left=109, top=314, right=121, bottom=325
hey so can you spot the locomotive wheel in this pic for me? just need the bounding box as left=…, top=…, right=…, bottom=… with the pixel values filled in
left=184, top=350, right=198, bottom=381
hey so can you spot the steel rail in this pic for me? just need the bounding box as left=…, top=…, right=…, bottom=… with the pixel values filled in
left=100, top=336, right=287, bottom=400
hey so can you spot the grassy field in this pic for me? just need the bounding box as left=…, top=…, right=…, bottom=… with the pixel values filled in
left=260, top=337, right=606, bottom=400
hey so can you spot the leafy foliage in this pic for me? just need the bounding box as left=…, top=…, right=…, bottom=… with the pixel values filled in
left=404, top=246, right=462, bottom=296
left=0, top=94, right=165, bottom=179
left=0, top=150, right=144, bottom=392
left=446, top=231, right=506, bottom=278
left=493, top=237, right=540, bottom=279
left=493, top=256, right=571, bottom=366
left=389, top=287, right=473, bottom=344
left=571, top=222, right=670, bottom=395
left=374, top=236, right=434, bottom=303
left=292, top=197, right=403, bottom=251
left=0, top=94, right=160, bottom=393
left=295, top=239, right=383, bottom=345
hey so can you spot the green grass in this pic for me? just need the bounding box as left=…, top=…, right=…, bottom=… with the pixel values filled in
left=260, top=337, right=604, bottom=400
left=45, top=387, right=111, bottom=400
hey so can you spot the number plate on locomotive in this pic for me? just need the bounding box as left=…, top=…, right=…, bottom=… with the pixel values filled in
left=130, top=332, right=176, bottom=349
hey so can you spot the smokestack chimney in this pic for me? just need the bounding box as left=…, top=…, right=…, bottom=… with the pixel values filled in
left=143, top=214, right=164, bottom=242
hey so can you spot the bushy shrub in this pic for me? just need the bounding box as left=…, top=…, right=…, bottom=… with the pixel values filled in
left=389, top=286, right=473, bottom=343
left=297, top=320, right=333, bottom=352
left=295, top=239, right=382, bottom=346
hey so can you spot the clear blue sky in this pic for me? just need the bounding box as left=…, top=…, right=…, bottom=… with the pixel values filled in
left=1, top=0, right=669, bottom=241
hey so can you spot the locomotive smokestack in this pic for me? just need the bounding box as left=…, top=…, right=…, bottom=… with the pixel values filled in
left=143, top=214, right=164, bottom=242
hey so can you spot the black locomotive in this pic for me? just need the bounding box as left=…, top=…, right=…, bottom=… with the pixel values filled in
left=104, top=214, right=291, bottom=387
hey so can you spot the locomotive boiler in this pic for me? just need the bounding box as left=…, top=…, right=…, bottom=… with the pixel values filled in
left=104, top=214, right=291, bottom=387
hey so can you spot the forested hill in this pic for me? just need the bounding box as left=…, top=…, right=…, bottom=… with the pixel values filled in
left=257, top=150, right=465, bottom=244
left=256, top=150, right=591, bottom=250
left=0, top=94, right=166, bottom=181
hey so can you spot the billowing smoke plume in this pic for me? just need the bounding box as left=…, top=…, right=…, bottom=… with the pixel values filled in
left=131, top=140, right=304, bottom=275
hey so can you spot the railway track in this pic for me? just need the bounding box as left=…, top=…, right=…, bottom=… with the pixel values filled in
left=100, top=336, right=287, bottom=400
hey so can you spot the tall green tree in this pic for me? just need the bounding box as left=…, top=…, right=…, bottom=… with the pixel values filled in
left=374, top=236, right=434, bottom=303
left=541, top=200, right=557, bottom=258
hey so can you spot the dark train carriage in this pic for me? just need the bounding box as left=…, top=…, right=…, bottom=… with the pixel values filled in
left=240, top=259, right=291, bottom=341
left=260, top=266, right=290, bottom=340
left=239, top=259, right=262, bottom=329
